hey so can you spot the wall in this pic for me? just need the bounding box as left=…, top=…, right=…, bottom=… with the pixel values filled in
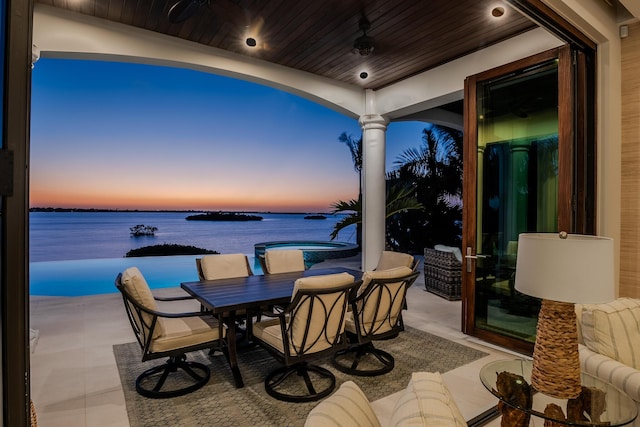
left=544, top=0, right=624, bottom=292
left=619, top=21, right=640, bottom=298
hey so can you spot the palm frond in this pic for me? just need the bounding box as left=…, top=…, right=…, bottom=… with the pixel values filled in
left=329, top=213, right=361, bottom=240
left=330, top=198, right=360, bottom=214
left=338, top=132, right=362, bottom=173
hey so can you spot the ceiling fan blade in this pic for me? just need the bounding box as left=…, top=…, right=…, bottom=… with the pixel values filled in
left=168, top=0, right=207, bottom=24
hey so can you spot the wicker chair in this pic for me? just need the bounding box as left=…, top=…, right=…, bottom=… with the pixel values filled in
left=30, top=400, right=37, bottom=427
left=115, top=266, right=227, bottom=398
left=332, top=266, right=420, bottom=376
left=423, top=247, right=463, bottom=301
left=252, top=272, right=360, bottom=402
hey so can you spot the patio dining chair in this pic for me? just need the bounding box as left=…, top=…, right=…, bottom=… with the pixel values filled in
left=196, top=253, right=255, bottom=337
left=375, top=250, right=419, bottom=271
left=196, top=253, right=253, bottom=280
left=115, top=266, right=227, bottom=398
left=251, top=272, right=361, bottom=402
left=332, top=266, right=419, bottom=376
left=375, top=250, right=418, bottom=311
left=261, top=249, right=306, bottom=274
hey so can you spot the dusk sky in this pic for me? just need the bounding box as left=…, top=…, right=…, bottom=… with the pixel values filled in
left=30, top=58, right=428, bottom=212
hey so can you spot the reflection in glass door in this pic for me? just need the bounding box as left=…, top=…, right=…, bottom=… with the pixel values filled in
left=468, top=57, right=560, bottom=346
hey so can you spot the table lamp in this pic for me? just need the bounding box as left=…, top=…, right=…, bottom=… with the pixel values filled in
left=514, top=232, right=615, bottom=399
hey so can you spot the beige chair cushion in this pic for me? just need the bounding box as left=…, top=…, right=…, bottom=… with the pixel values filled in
left=578, top=298, right=640, bottom=369
left=389, top=372, right=466, bottom=427
left=120, top=267, right=163, bottom=338
left=254, top=272, right=354, bottom=356
left=346, top=266, right=413, bottom=336
left=199, top=254, right=251, bottom=280
left=265, top=249, right=305, bottom=274
left=252, top=318, right=285, bottom=352
left=120, top=267, right=224, bottom=353
left=152, top=315, right=223, bottom=353
left=304, top=380, right=382, bottom=427
left=376, top=251, right=415, bottom=271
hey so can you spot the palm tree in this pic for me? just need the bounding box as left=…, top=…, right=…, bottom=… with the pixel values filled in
left=338, top=131, right=362, bottom=175
left=337, top=132, right=363, bottom=244
left=329, top=182, right=423, bottom=244
left=330, top=123, right=462, bottom=253
left=388, top=124, right=463, bottom=252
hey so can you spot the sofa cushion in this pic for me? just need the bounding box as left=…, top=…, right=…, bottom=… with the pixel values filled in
left=389, top=372, right=466, bottom=427
left=580, top=343, right=640, bottom=403
left=433, top=245, right=463, bottom=263
left=304, top=380, right=382, bottom=427
left=579, top=298, right=640, bottom=369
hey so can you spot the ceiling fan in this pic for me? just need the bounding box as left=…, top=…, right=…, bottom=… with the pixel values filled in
left=353, top=16, right=375, bottom=56
left=168, top=0, right=208, bottom=23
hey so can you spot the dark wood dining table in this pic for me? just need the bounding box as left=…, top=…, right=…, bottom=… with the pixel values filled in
left=181, top=266, right=363, bottom=388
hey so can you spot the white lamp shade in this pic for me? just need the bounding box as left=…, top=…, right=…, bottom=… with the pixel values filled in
left=514, top=233, right=615, bottom=304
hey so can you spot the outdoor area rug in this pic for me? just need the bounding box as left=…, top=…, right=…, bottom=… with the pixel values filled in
left=114, top=326, right=488, bottom=427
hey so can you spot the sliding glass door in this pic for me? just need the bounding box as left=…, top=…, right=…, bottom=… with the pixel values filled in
left=462, top=45, right=595, bottom=353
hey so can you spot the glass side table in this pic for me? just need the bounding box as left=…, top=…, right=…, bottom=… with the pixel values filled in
left=480, top=359, right=638, bottom=427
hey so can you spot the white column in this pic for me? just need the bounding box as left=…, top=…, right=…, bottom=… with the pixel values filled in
left=359, top=113, right=389, bottom=271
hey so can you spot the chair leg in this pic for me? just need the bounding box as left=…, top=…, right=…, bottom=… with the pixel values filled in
left=332, top=342, right=395, bottom=376
left=135, top=354, right=210, bottom=399
left=264, top=362, right=336, bottom=403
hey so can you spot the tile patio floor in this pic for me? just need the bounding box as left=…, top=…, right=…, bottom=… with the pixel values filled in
left=30, top=255, right=520, bottom=426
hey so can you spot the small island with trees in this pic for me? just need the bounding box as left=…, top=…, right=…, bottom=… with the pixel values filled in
left=126, top=244, right=218, bottom=257
left=129, top=224, right=158, bottom=236
left=304, top=215, right=327, bottom=220
left=185, top=212, right=263, bottom=221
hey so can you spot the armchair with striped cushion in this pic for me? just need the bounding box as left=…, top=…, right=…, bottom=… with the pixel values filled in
left=305, top=372, right=466, bottom=427
left=576, top=298, right=640, bottom=426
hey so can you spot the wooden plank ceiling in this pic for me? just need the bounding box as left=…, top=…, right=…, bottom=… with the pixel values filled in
left=36, top=0, right=538, bottom=89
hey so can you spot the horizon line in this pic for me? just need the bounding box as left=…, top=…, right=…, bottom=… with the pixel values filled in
left=28, top=207, right=349, bottom=215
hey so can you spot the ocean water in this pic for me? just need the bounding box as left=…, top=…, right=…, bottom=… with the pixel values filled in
left=29, top=211, right=356, bottom=262
left=29, top=211, right=357, bottom=296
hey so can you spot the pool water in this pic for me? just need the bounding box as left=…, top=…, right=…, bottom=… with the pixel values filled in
left=30, top=255, right=265, bottom=297
left=254, top=240, right=359, bottom=267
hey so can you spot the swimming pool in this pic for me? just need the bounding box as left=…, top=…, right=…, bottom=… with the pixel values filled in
left=31, top=241, right=360, bottom=297
left=30, top=255, right=264, bottom=297
left=254, top=240, right=360, bottom=268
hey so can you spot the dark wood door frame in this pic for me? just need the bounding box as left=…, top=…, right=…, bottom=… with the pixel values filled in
left=462, top=47, right=568, bottom=354
left=462, top=41, right=596, bottom=353
left=3, top=0, right=34, bottom=425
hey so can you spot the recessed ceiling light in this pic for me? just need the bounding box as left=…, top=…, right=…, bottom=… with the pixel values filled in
left=246, top=37, right=257, bottom=47
left=491, top=7, right=505, bottom=18
left=359, top=72, right=368, bottom=79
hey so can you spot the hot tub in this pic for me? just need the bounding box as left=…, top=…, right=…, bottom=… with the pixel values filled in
left=254, top=240, right=360, bottom=269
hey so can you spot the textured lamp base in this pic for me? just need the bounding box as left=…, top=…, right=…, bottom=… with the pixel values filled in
left=531, top=299, right=581, bottom=399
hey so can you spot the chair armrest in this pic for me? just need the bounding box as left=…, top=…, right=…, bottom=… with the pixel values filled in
left=256, top=310, right=283, bottom=319
left=125, top=293, right=210, bottom=319
left=580, top=344, right=640, bottom=402
left=153, top=294, right=194, bottom=302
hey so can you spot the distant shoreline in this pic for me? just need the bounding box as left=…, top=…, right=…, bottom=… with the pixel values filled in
left=29, top=207, right=334, bottom=215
